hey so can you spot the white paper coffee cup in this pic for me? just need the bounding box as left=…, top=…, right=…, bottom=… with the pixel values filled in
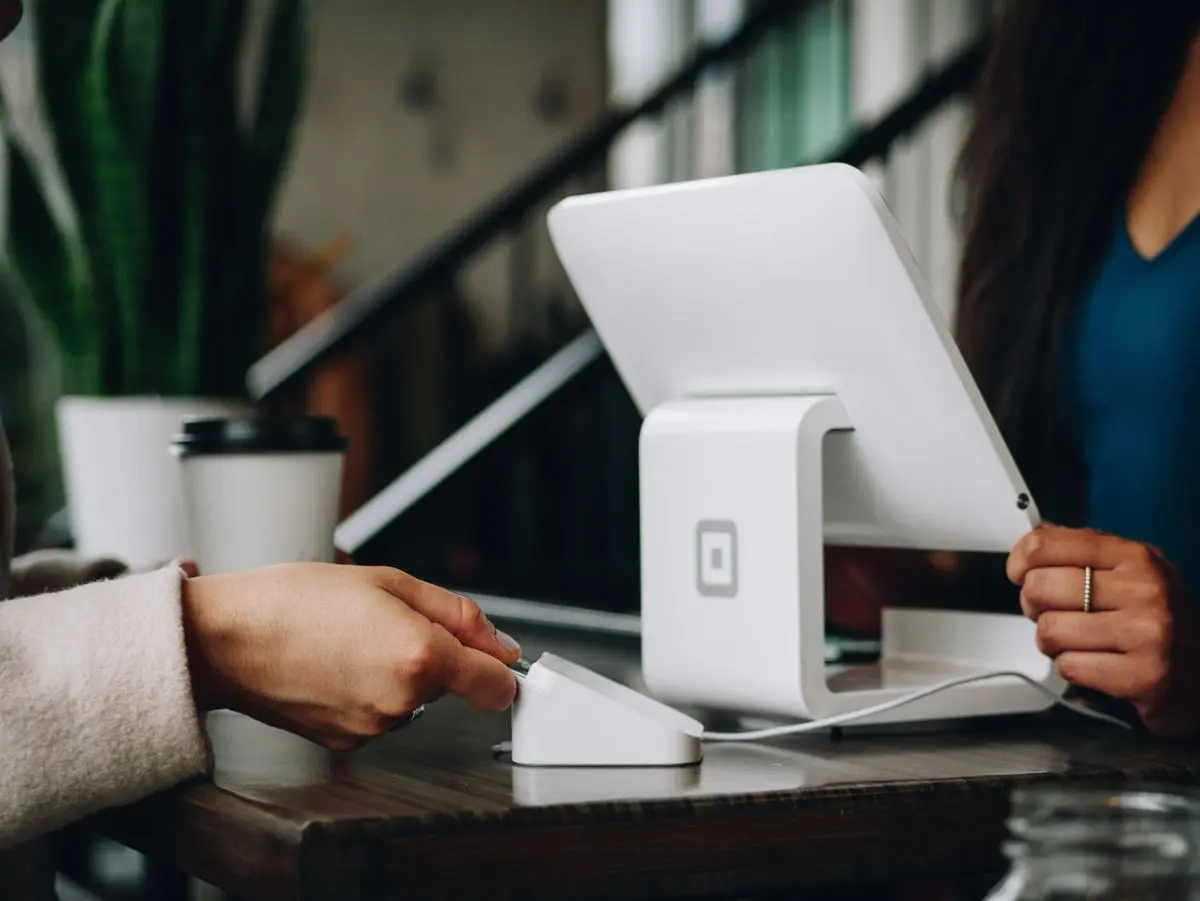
left=173, top=415, right=347, bottom=788
left=174, top=415, right=346, bottom=572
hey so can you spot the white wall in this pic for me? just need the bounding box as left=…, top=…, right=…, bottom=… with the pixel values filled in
left=606, top=0, right=984, bottom=320
left=264, top=0, right=608, bottom=350
left=850, top=0, right=983, bottom=320
left=923, top=0, right=979, bottom=323
left=692, top=0, right=744, bottom=178
left=607, top=0, right=744, bottom=190
left=607, top=0, right=686, bottom=189
left=606, top=0, right=985, bottom=320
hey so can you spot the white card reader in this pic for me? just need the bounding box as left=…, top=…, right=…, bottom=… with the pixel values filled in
left=509, top=654, right=704, bottom=767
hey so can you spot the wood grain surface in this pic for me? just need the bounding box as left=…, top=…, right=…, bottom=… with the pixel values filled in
left=96, top=628, right=1200, bottom=901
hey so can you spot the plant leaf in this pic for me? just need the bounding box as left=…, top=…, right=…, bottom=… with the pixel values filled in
left=81, top=0, right=154, bottom=393
left=1, top=123, right=99, bottom=393
left=205, top=0, right=311, bottom=399
left=30, top=0, right=106, bottom=224
left=246, top=0, right=312, bottom=225
left=168, top=0, right=246, bottom=397
left=114, top=0, right=163, bottom=156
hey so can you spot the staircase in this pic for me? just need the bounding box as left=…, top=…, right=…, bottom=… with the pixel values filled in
left=250, top=0, right=990, bottom=617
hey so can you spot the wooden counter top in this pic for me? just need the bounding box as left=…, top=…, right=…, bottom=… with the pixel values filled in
left=97, top=628, right=1200, bottom=901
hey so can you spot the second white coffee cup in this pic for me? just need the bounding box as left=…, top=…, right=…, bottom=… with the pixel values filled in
left=173, top=415, right=348, bottom=788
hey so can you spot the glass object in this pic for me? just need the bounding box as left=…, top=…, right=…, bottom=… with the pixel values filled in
left=986, top=785, right=1200, bottom=900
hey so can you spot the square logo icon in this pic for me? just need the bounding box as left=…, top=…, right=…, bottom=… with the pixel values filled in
left=696, top=520, right=737, bottom=598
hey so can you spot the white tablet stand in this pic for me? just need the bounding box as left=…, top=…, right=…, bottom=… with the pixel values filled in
left=639, top=394, right=1060, bottom=726
left=547, top=163, right=1065, bottom=728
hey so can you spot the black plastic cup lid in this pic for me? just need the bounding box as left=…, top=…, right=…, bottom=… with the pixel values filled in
left=172, top=415, right=348, bottom=457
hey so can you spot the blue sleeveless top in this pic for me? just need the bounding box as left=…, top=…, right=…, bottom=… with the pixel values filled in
left=1069, top=213, right=1200, bottom=589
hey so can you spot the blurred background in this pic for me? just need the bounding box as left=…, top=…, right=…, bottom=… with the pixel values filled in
left=2, top=0, right=990, bottom=622
left=0, top=0, right=992, bottom=896
left=1, top=0, right=989, bottom=630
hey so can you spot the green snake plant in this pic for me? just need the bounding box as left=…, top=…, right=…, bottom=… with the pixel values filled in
left=0, top=0, right=313, bottom=397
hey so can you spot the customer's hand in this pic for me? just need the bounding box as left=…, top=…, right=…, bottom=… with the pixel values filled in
left=182, top=563, right=521, bottom=750
left=1008, top=525, right=1200, bottom=737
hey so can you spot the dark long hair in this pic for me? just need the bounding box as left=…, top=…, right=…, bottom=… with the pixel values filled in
left=955, top=3, right=1200, bottom=520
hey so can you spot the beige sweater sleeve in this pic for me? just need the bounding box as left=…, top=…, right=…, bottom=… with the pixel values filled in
left=0, top=567, right=210, bottom=849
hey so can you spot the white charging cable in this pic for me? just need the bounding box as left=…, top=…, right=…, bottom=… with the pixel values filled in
left=700, top=669, right=1131, bottom=742
left=490, top=667, right=1131, bottom=761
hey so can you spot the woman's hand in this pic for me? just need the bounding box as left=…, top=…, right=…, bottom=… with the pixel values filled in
left=182, top=563, right=522, bottom=750
left=1008, top=525, right=1200, bottom=736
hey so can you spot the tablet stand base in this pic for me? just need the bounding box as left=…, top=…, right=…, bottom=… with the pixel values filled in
left=638, top=395, right=1063, bottom=727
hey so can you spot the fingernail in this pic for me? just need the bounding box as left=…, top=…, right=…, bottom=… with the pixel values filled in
left=495, top=629, right=521, bottom=653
